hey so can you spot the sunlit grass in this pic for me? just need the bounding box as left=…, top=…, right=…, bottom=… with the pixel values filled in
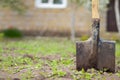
left=116, top=42, right=120, bottom=57
left=0, top=37, right=120, bottom=79
left=0, top=37, right=119, bottom=56
left=0, top=37, right=76, bottom=56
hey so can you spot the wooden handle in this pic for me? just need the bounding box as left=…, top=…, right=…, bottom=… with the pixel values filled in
left=92, top=0, right=99, bottom=18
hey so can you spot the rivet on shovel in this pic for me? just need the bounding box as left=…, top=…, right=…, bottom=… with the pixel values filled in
left=76, top=0, right=115, bottom=72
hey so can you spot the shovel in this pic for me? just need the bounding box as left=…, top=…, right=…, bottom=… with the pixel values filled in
left=76, top=0, right=115, bottom=72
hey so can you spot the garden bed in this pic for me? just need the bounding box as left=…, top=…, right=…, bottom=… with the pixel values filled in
left=0, top=37, right=120, bottom=80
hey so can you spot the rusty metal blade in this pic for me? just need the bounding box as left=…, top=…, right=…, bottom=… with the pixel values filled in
left=76, top=40, right=115, bottom=72
left=97, top=40, right=115, bottom=72
left=76, top=39, right=94, bottom=71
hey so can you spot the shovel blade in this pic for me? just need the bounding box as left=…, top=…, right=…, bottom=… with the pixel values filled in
left=76, top=40, right=93, bottom=71
left=97, top=40, right=115, bottom=72
left=76, top=40, right=115, bottom=72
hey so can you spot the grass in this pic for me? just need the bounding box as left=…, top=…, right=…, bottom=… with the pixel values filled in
left=0, top=37, right=119, bottom=56
left=116, top=42, right=120, bottom=56
left=0, top=37, right=120, bottom=80
left=0, top=37, right=75, bottom=56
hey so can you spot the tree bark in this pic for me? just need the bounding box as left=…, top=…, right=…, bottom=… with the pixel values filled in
left=115, top=0, right=120, bottom=34
left=70, top=10, right=76, bottom=42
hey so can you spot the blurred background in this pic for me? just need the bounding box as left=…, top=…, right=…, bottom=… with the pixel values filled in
left=0, top=0, right=119, bottom=41
left=0, top=0, right=120, bottom=79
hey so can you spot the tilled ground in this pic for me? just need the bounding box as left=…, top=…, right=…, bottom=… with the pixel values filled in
left=0, top=54, right=120, bottom=80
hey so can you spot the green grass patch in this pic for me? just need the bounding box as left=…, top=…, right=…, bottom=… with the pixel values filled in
left=116, top=42, right=120, bottom=57
left=0, top=37, right=120, bottom=80
left=0, top=37, right=75, bottom=56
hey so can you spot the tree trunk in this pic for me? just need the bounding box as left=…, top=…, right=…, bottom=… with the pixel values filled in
left=115, top=0, right=120, bottom=34
left=70, top=10, right=76, bottom=42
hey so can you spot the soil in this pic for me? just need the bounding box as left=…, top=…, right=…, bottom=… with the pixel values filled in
left=0, top=54, right=120, bottom=80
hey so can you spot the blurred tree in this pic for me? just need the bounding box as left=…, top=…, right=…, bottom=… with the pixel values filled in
left=0, top=0, right=27, bottom=14
left=70, top=0, right=119, bottom=41
left=115, top=0, right=120, bottom=34
left=70, top=0, right=109, bottom=10
left=70, top=0, right=109, bottom=42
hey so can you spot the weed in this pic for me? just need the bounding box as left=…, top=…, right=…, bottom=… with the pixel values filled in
left=116, top=43, right=120, bottom=56
left=51, top=69, right=66, bottom=77
left=47, top=60, right=67, bottom=77
left=59, top=58, right=74, bottom=66
left=116, top=71, right=120, bottom=78
left=72, top=69, right=94, bottom=80
left=0, top=37, right=120, bottom=80
left=0, top=32, right=4, bottom=40
left=80, top=35, right=89, bottom=41
left=3, top=28, right=23, bottom=38
left=20, top=69, right=34, bottom=80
